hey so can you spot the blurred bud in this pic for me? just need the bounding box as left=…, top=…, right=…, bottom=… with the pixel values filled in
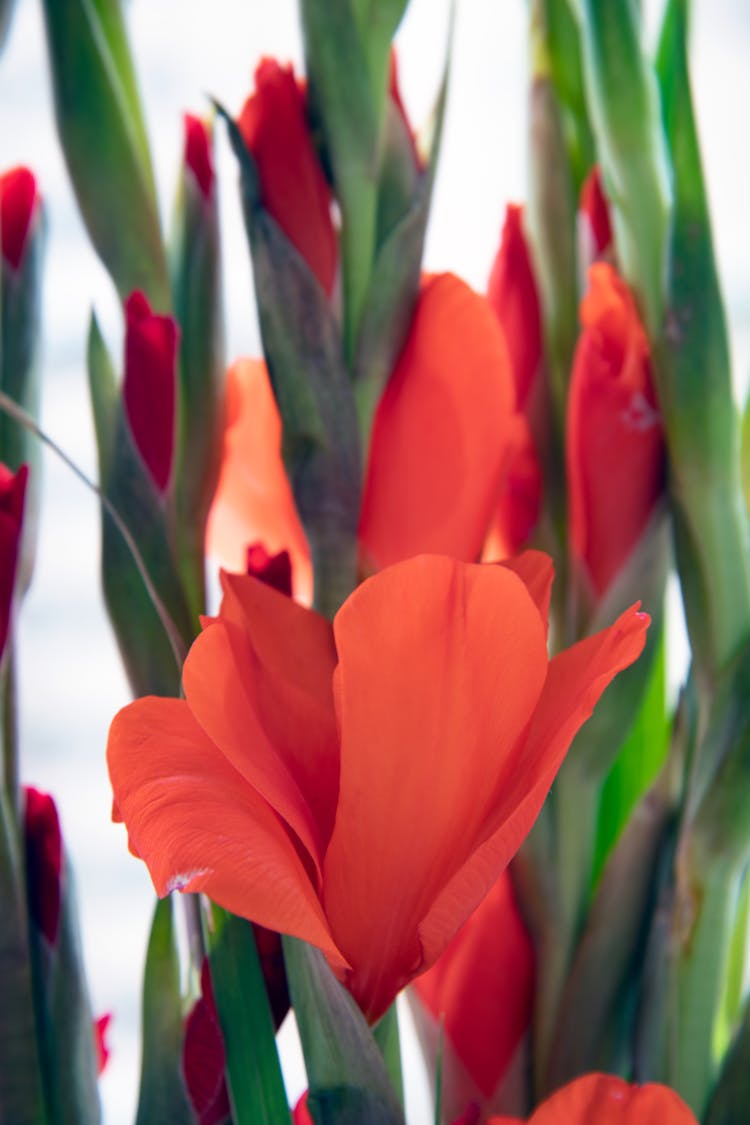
left=567, top=263, right=665, bottom=600
left=123, top=291, right=179, bottom=495
left=183, top=114, right=214, bottom=202
left=579, top=166, right=612, bottom=267
left=487, top=205, right=542, bottom=412
left=238, top=59, right=337, bottom=295
left=23, top=785, right=62, bottom=946
left=182, top=959, right=230, bottom=1125
left=293, top=1092, right=314, bottom=1124
left=245, top=544, right=293, bottom=599
left=94, top=1013, right=112, bottom=1076
left=411, top=873, right=534, bottom=1122
left=0, top=463, right=28, bottom=661
left=0, top=167, right=39, bottom=271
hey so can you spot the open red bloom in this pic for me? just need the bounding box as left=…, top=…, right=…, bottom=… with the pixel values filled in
left=207, top=274, right=516, bottom=596
left=412, top=870, right=534, bottom=1121
left=123, top=291, right=179, bottom=495
left=108, top=552, right=647, bottom=1022
left=238, top=59, right=337, bottom=295
left=486, top=1073, right=698, bottom=1124
left=0, top=166, right=39, bottom=270
left=24, top=785, right=63, bottom=946
left=183, top=114, right=214, bottom=201
left=567, top=264, right=665, bottom=597
left=0, top=463, right=27, bottom=660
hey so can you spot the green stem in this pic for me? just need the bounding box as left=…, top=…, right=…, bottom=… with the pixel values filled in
left=1, top=649, right=18, bottom=812
left=341, top=184, right=379, bottom=368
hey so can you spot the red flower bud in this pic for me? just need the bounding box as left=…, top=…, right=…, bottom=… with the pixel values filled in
left=567, top=264, right=665, bottom=597
left=389, top=50, right=421, bottom=171
left=183, top=114, right=214, bottom=201
left=123, top=291, right=179, bottom=494
left=238, top=59, right=337, bottom=295
left=246, top=544, right=293, bottom=599
left=580, top=167, right=613, bottom=261
left=487, top=205, right=542, bottom=411
left=0, top=166, right=38, bottom=270
left=94, top=1013, right=113, bottom=1075
left=0, top=463, right=28, bottom=660
left=24, top=785, right=63, bottom=946
left=183, top=959, right=231, bottom=1125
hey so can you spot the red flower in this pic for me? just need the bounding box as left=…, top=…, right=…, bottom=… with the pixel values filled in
left=579, top=167, right=613, bottom=262
left=108, top=551, right=648, bottom=1022
left=94, top=1013, right=113, bottom=1076
left=485, top=1072, right=699, bottom=1124
left=0, top=463, right=27, bottom=660
left=0, top=166, right=39, bottom=270
left=183, top=960, right=231, bottom=1125
left=208, top=274, right=516, bottom=597
left=238, top=59, right=337, bottom=295
left=412, top=871, right=534, bottom=1121
left=183, top=114, right=214, bottom=200
left=24, top=785, right=62, bottom=946
left=123, top=291, right=179, bottom=494
left=567, top=264, right=665, bottom=597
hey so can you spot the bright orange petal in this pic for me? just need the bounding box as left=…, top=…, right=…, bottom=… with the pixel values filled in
left=418, top=604, right=648, bottom=967
left=206, top=359, right=312, bottom=603
left=359, top=275, right=516, bottom=571
left=184, top=573, right=340, bottom=863
left=513, top=1073, right=699, bottom=1124
left=323, top=555, right=548, bottom=1020
left=107, top=698, right=343, bottom=965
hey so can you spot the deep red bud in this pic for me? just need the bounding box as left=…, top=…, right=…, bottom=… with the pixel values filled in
left=183, top=959, right=231, bottom=1125
left=184, top=114, right=214, bottom=200
left=487, top=205, right=542, bottom=410
left=24, top=786, right=63, bottom=946
left=388, top=50, right=421, bottom=171
left=246, top=543, right=293, bottom=599
left=94, top=1013, right=113, bottom=1075
left=0, top=463, right=28, bottom=660
left=293, top=1093, right=314, bottom=1124
left=0, top=166, right=38, bottom=270
left=580, top=166, right=613, bottom=259
left=123, top=291, right=179, bottom=494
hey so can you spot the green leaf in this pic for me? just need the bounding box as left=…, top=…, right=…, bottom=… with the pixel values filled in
left=40, top=0, right=169, bottom=307
left=86, top=313, right=119, bottom=489
left=705, top=993, right=750, bottom=1125
left=540, top=0, right=595, bottom=191
left=372, top=1005, right=403, bottom=1105
left=655, top=0, right=750, bottom=679
left=579, top=0, right=672, bottom=335
left=283, top=936, right=405, bottom=1125
left=135, top=896, right=193, bottom=1125
left=206, top=905, right=290, bottom=1125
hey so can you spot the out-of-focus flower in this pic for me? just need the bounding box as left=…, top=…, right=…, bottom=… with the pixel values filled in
left=94, top=1013, right=112, bottom=1076
left=579, top=166, right=613, bottom=262
left=182, top=959, right=231, bottom=1125
left=108, top=551, right=648, bottom=1022
left=0, top=462, right=27, bottom=659
left=0, top=166, right=39, bottom=270
left=567, top=263, right=665, bottom=598
left=245, top=544, right=293, bottom=598
left=183, top=114, right=214, bottom=201
left=123, top=291, right=179, bottom=495
left=293, top=1092, right=314, bottom=1124
left=208, top=274, right=516, bottom=597
left=23, top=785, right=62, bottom=946
left=238, top=59, right=337, bottom=295
left=484, top=1072, right=699, bottom=1123
left=412, top=871, right=534, bottom=1123
left=487, top=205, right=542, bottom=412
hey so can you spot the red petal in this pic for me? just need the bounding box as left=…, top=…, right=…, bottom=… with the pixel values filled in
left=107, top=697, right=344, bottom=965
left=0, top=463, right=27, bottom=659
left=567, top=265, right=665, bottom=596
left=184, top=114, right=214, bottom=200
left=94, top=1013, right=112, bottom=1076
left=487, top=414, right=543, bottom=557
left=183, top=960, right=230, bottom=1125
left=206, top=359, right=312, bottom=603
left=293, top=1093, right=315, bottom=1125
left=0, top=166, right=38, bottom=270
left=238, top=59, right=337, bottom=294
left=24, top=785, right=62, bottom=945
left=246, top=543, right=293, bottom=597
left=580, top=168, right=613, bottom=259
left=360, top=275, right=516, bottom=571
left=123, top=291, right=179, bottom=494
left=487, top=205, right=542, bottom=410
left=413, top=871, right=534, bottom=1098
left=324, top=556, right=548, bottom=1020
left=488, top=1073, right=699, bottom=1124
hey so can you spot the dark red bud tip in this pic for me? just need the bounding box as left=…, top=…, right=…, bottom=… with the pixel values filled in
left=94, top=1013, right=113, bottom=1075
left=24, top=786, right=63, bottom=945
left=0, top=463, right=28, bottom=659
left=123, top=291, right=179, bottom=494
left=183, top=959, right=230, bottom=1125
left=184, top=114, right=214, bottom=200
left=580, top=166, right=613, bottom=257
left=246, top=543, right=293, bottom=598
left=0, top=166, right=38, bottom=270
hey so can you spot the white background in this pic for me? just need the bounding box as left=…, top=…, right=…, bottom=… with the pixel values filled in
left=1, top=0, right=749, bottom=1121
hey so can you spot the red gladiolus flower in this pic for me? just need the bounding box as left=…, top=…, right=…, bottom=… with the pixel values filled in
left=487, top=205, right=542, bottom=411
left=0, top=166, right=38, bottom=270
left=94, top=1013, right=113, bottom=1076
left=567, top=264, right=665, bottom=598
left=108, top=552, right=648, bottom=1022
left=123, top=291, right=179, bottom=495
left=579, top=167, right=613, bottom=262
left=183, top=960, right=231, bottom=1125
left=24, top=785, right=62, bottom=946
left=412, top=871, right=534, bottom=1121
left=207, top=274, right=516, bottom=596
left=238, top=59, right=337, bottom=295
left=485, top=1072, right=699, bottom=1124
left=0, top=463, right=27, bottom=660
left=183, top=114, right=214, bottom=200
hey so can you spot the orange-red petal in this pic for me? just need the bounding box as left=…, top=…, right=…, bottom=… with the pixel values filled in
left=359, top=275, right=516, bottom=572
left=487, top=205, right=542, bottom=410
left=205, top=359, right=312, bottom=602
left=488, top=1073, right=699, bottom=1123
left=323, top=555, right=548, bottom=1020
left=107, top=697, right=343, bottom=965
